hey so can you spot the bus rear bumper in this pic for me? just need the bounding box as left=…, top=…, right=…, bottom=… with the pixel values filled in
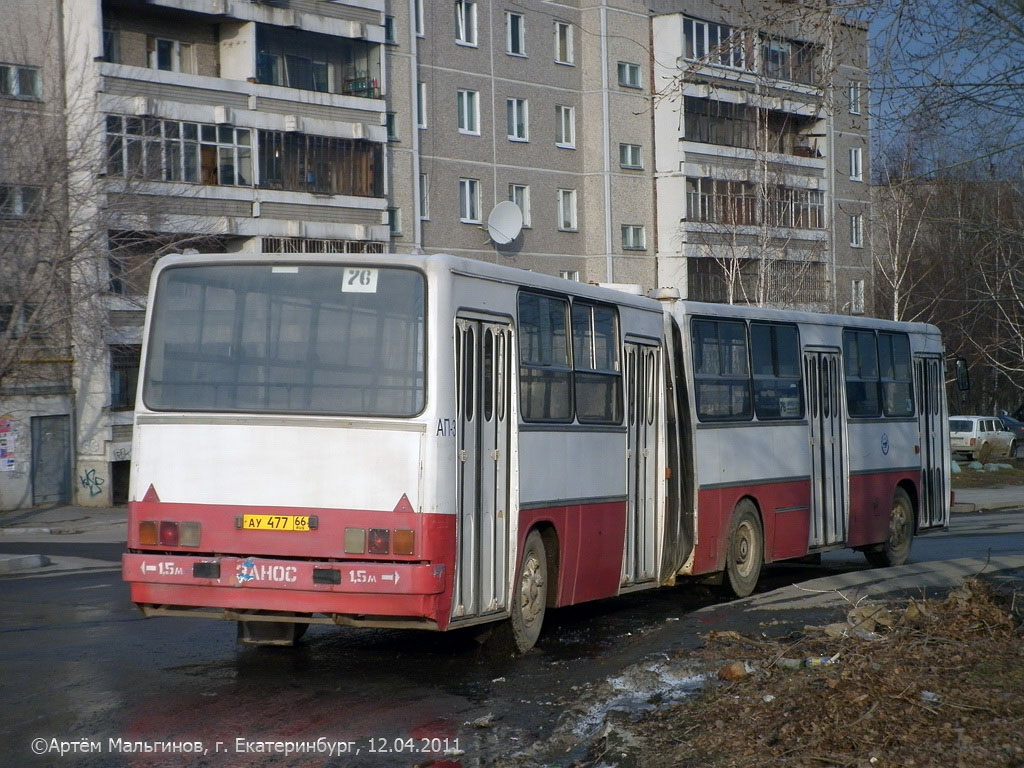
left=123, top=553, right=448, bottom=627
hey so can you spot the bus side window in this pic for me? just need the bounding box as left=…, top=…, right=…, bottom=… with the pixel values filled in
left=572, top=303, right=622, bottom=424
left=879, top=332, right=914, bottom=417
left=518, top=292, right=572, bottom=422
left=692, top=318, right=752, bottom=421
left=750, top=322, right=803, bottom=420
left=842, top=329, right=880, bottom=417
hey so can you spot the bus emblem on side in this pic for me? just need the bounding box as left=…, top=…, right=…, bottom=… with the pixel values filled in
left=881, top=433, right=890, bottom=456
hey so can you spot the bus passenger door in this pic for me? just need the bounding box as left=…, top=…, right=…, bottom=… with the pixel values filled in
left=453, top=319, right=512, bottom=620
left=805, top=350, right=847, bottom=547
left=915, top=356, right=949, bottom=529
left=623, top=342, right=660, bottom=586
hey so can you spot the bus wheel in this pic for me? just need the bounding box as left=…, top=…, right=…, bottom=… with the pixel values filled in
left=725, top=500, right=763, bottom=598
left=865, top=487, right=914, bottom=568
left=510, top=530, right=547, bottom=653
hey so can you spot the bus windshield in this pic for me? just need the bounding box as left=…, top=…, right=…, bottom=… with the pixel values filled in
left=143, top=263, right=425, bottom=417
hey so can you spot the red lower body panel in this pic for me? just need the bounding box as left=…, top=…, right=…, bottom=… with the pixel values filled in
left=124, top=503, right=457, bottom=629
left=124, top=554, right=447, bottom=625
left=519, top=500, right=627, bottom=607
left=693, top=470, right=920, bottom=575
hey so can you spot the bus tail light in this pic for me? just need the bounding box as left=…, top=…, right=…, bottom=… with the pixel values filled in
left=146, top=521, right=202, bottom=547
left=345, top=528, right=365, bottom=554
left=368, top=528, right=390, bottom=554
left=179, top=522, right=201, bottom=547
left=139, top=520, right=158, bottom=545
left=159, top=521, right=179, bottom=546
left=393, top=529, right=415, bottom=555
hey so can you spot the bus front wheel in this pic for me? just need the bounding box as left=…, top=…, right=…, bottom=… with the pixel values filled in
left=510, top=530, right=547, bottom=653
left=725, top=500, right=763, bottom=598
left=864, top=487, right=913, bottom=568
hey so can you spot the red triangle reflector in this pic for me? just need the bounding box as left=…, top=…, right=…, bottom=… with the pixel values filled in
left=142, top=484, right=160, bottom=503
left=393, top=493, right=414, bottom=514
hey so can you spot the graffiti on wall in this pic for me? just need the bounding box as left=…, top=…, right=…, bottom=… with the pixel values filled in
left=0, top=420, right=17, bottom=472
left=80, top=468, right=105, bottom=497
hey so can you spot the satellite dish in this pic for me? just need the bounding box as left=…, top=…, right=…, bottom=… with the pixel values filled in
left=486, top=201, right=524, bottom=245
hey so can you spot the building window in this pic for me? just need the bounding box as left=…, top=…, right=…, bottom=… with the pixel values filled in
left=849, top=147, right=863, bottom=181
left=555, top=104, right=575, bottom=148
left=388, top=207, right=402, bottom=236
left=848, top=81, right=862, bottom=114
left=0, top=185, right=42, bottom=219
left=0, top=304, right=42, bottom=339
left=459, top=177, right=480, bottom=223
left=386, top=112, right=398, bottom=141
left=103, top=28, right=121, bottom=63
left=621, top=225, right=645, bottom=250
left=455, top=0, right=477, bottom=46
left=419, top=173, right=429, bottom=219
left=554, top=22, right=573, bottom=64
left=559, top=270, right=580, bottom=281
left=683, top=17, right=745, bottom=69
left=147, top=37, right=195, bottom=74
left=106, top=116, right=254, bottom=186
left=258, top=131, right=382, bottom=197
left=0, top=63, right=41, bottom=100
left=256, top=29, right=379, bottom=97
left=506, top=98, right=529, bottom=141
left=417, top=82, right=427, bottom=128
left=685, top=177, right=757, bottom=225
left=414, top=0, right=424, bottom=36
left=509, top=183, right=531, bottom=227
left=617, top=61, right=641, bottom=88
left=850, top=213, right=863, bottom=247
left=557, top=188, right=577, bottom=231
left=506, top=12, right=525, bottom=55
left=851, top=279, right=865, bottom=315
left=761, top=36, right=819, bottom=85
left=457, top=89, right=479, bottom=134
left=619, top=143, right=643, bottom=169
left=384, top=16, right=397, bottom=44
left=110, top=345, right=141, bottom=410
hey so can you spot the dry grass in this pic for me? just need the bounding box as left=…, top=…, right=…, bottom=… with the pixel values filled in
left=618, top=579, right=1024, bottom=768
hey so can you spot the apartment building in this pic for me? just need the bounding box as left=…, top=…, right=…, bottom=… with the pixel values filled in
left=1, top=0, right=872, bottom=509
left=1, top=0, right=389, bottom=509
left=652, top=0, right=873, bottom=312
left=0, top=1, right=74, bottom=510
left=384, top=0, right=657, bottom=288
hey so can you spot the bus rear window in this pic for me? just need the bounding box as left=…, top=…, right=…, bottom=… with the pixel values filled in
left=143, top=264, right=425, bottom=417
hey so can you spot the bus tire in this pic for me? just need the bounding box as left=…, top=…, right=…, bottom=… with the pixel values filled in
left=725, top=500, right=763, bottom=598
left=510, top=530, right=547, bottom=653
left=865, top=487, right=914, bottom=568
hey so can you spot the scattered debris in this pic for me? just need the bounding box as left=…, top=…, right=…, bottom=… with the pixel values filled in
left=622, top=578, right=1024, bottom=768
left=468, top=714, right=495, bottom=729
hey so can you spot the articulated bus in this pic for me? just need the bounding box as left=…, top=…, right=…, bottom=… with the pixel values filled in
left=123, top=253, right=949, bottom=650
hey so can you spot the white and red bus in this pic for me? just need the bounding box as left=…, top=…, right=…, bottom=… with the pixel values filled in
left=123, top=253, right=949, bottom=650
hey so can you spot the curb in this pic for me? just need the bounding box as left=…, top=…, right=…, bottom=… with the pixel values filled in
left=0, top=554, right=52, bottom=573
left=951, top=501, right=1024, bottom=514
left=0, top=527, right=56, bottom=535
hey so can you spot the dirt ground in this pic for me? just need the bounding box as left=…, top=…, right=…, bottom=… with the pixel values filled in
left=584, top=578, right=1024, bottom=768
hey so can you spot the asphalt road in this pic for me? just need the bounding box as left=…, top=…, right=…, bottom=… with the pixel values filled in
left=1, top=511, right=1022, bottom=768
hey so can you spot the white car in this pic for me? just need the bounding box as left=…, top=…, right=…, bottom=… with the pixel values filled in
left=949, top=416, right=1016, bottom=461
